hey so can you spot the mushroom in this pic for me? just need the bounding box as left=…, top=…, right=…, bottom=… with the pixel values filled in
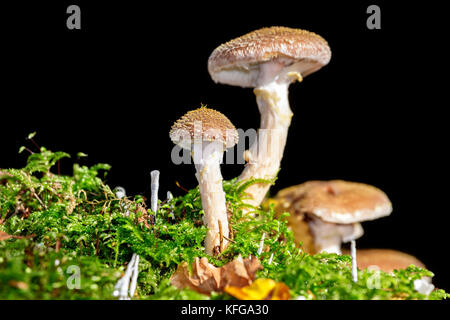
left=341, top=248, right=426, bottom=273
left=170, top=106, right=239, bottom=255
left=208, top=27, right=331, bottom=210
left=272, top=180, right=392, bottom=254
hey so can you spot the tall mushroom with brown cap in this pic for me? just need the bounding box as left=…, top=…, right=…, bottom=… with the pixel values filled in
left=170, top=106, right=239, bottom=255
left=208, top=27, right=331, bottom=210
left=272, top=180, right=392, bottom=254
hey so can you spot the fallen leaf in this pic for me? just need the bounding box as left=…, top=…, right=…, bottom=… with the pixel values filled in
left=137, top=207, right=152, bottom=229
left=0, top=231, right=35, bottom=241
left=225, top=278, right=291, bottom=300
left=9, top=280, right=29, bottom=290
left=170, top=255, right=262, bottom=295
left=221, top=255, right=262, bottom=289
left=0, top=232, right=16, bottom=241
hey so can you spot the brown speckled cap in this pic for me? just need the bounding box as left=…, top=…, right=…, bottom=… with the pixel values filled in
left=208, top=26, right=331, bottom=87
left=170, top=106, right=239, bottom=150
left=278, top=180, right=392, bottom=224
left=342, top=249, right=426, bottom=273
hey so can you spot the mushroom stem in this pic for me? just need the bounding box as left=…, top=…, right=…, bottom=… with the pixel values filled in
left=150, top=170, right=160, bottom=217
left=193, top=141, right=230, bottom=255
left=351, top=240, right=358, bottom=282
left=307, top=216, right=364, bottom=254
left=238, top=62, right=298, bottom=210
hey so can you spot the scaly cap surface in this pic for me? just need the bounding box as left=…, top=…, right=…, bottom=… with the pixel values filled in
left=208, top=26, right=331, bottom=87
left=170, top=106, right=239, bottom=150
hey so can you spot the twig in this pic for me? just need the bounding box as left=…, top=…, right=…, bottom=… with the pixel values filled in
left=28, top=137, right=41, bottom=151
left=96, top=232, right=100, bottom=256
left=218, top=220, right=223, bottom=253
left=175, top=180, right=189, bottom=193
left=32, top=192, right=47, bottom=210
left=222, top=235, right=236, bottom=243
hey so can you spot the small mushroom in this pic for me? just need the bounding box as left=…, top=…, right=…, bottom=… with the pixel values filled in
left=170, top=106, right=239, bottom=255
left=272, top=180, right=392, bottom=254
left=208, top=27, right=331, bottom=210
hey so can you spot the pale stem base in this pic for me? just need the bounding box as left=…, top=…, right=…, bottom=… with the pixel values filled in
left=193, top=141, right=230, bottom=255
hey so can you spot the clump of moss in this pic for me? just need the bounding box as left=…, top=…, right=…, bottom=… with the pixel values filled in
left=0, top=139, right=448, bottom=300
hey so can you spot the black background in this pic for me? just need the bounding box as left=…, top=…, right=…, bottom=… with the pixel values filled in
left=1, top=1, right=448, bottom=291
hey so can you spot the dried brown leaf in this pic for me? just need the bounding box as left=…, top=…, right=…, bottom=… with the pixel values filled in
left=0, top=231, right=34, bottom=241
left=170, top=255, right=262, bottom=295
left=9, top=280, right=29, bottom=290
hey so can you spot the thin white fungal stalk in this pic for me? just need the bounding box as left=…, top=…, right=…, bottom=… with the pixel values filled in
left=150, top=170, right=160, bottom=217
left=193, top=140, right=229, bottom=255
left=268, top=252, right=274, bottom=265
left=129, top=255, right=140, bottom=298
left=351, top=240, right=358, bottom=283
left=257, top=233, right=266, bottom=256
left=113, top=273, right=124, bottom=296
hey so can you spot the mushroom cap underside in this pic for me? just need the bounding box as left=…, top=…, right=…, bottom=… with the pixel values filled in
left=273, top=180, right=392, bottom=224
left=208, top=26, right=331, bottom=87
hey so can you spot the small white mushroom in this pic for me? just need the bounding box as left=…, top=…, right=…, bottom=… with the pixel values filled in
left=170, top=107, right=239, bottom=255
left=114, top=186, right=126, bottom=200
left=150, top=170, right=160, bottom=218
left=113, top=253, right=139, bottom=300
left=114, top=186, right=130, bottom=217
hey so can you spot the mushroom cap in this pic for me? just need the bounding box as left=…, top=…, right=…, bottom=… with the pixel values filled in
left=342, top=248, right=426, bottom=273
left=208, top=26, right=331, bottom=88
left=275, top=180, right=392, bottom=224
left=170, top=106, right=239, bottom=150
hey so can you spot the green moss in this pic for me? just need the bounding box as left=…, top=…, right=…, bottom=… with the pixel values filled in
left=0, top=142, right=448, bottom=300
